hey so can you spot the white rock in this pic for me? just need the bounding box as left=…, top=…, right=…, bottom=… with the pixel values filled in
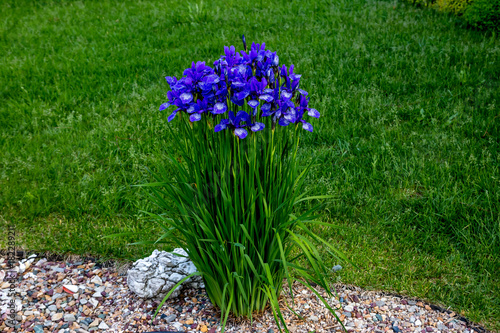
left=98, top=321, right=109, bottom=330
left=62, top=285, right=78, bottom=293
left=344, top=305, right=354, bottom=312
left=89, top=298, right=99, bottom=308
left=127, top=248, right=204, bottom=300
left=92, top=285, right=105, bottom=297
left=35, top=258, right=47, bottom=266
left=415, top=319, right=422, bottom=326
left=90, top=275, right=103, bottom=285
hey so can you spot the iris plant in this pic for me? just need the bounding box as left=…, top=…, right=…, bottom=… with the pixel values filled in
left=144, top=37, right=346, bottom=333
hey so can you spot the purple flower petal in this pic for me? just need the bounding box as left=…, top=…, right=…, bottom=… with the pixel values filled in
left=167, top=111, right=177, bottom=122
left=232, top=81, right=246, bottom=89
left=214, top=124, right=226, bottom=132
left=234, top=128, right=248, bottom=139
left=308, top=108, right=320, bottom=118
left=180, top=93, right=193, bottom=104
left=284, top=113, right=296, bottom=123
left=159, top=102, right=170, bottom=111
left=281, top=90, right=293, bottom=100
left=302, top=121, right=313, bottom=132
left=235, top=90, right=250, bottom=100
left=248, top=100, right=259, bottom=108
left=251, top=122, right=265, bottom=132
left=231, top=95, right=245, bottom=106
left=262, top=109, right=272, bottom=117
left=298, top=89, right=308, bottom=96
left=165, top=76, right=177, bottom=86
left=235, top=111, right=251, bottom=125
left=261, top=103, right=271, bottom=112
left=213, top=102, right=227, bottom=114
left=259, top=94, right=273, bottom=103
left=204, top=74, right=220, bottom=84
left=190, top=113, right=202, bottom=122
left=273, top=54, right=279, bottom=66
left=278, top=118, right=290, bottom=127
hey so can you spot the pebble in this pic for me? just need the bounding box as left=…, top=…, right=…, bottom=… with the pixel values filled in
left=165, top=314, right=177, bottom=322
left=51, top=313, right=63, bottom=321
left=98, top=321, right=109, bottom=330
left=90, top=276, right=103, bottom=285
left=89, top=319, right=99, bottom=327
left=64, top=314, right=76, bottom=322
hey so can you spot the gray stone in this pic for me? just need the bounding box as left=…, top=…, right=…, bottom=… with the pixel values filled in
left=64, top=314, right=76, bottom=322
left=127, top=248, right=204, bottom=300
left=34, top=325, right=44, bottom=333
left=48, top=304, right=58, bottom=312
left=375, top=300, right=385, bottom=307
left=98, top=321, right=109, bottom=330
left=52, top=293, right=63, bottom=300
left=165, top=314, right=177, bottom=322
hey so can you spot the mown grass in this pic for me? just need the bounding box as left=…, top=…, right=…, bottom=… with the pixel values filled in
left=1, top=0, right=499, bottom=329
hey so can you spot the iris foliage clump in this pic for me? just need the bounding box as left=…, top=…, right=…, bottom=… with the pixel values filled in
left=145, top=38, right=343, bottom=331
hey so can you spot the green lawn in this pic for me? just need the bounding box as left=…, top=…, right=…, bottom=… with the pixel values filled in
left=1, top=0, right=499, bottom=330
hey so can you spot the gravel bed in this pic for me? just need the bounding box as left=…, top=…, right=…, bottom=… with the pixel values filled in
left=0, top=254, right=487, bottom=333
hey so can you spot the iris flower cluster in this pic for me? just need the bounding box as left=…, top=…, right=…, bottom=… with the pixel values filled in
left=159, top=37, right=320, bottom=139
